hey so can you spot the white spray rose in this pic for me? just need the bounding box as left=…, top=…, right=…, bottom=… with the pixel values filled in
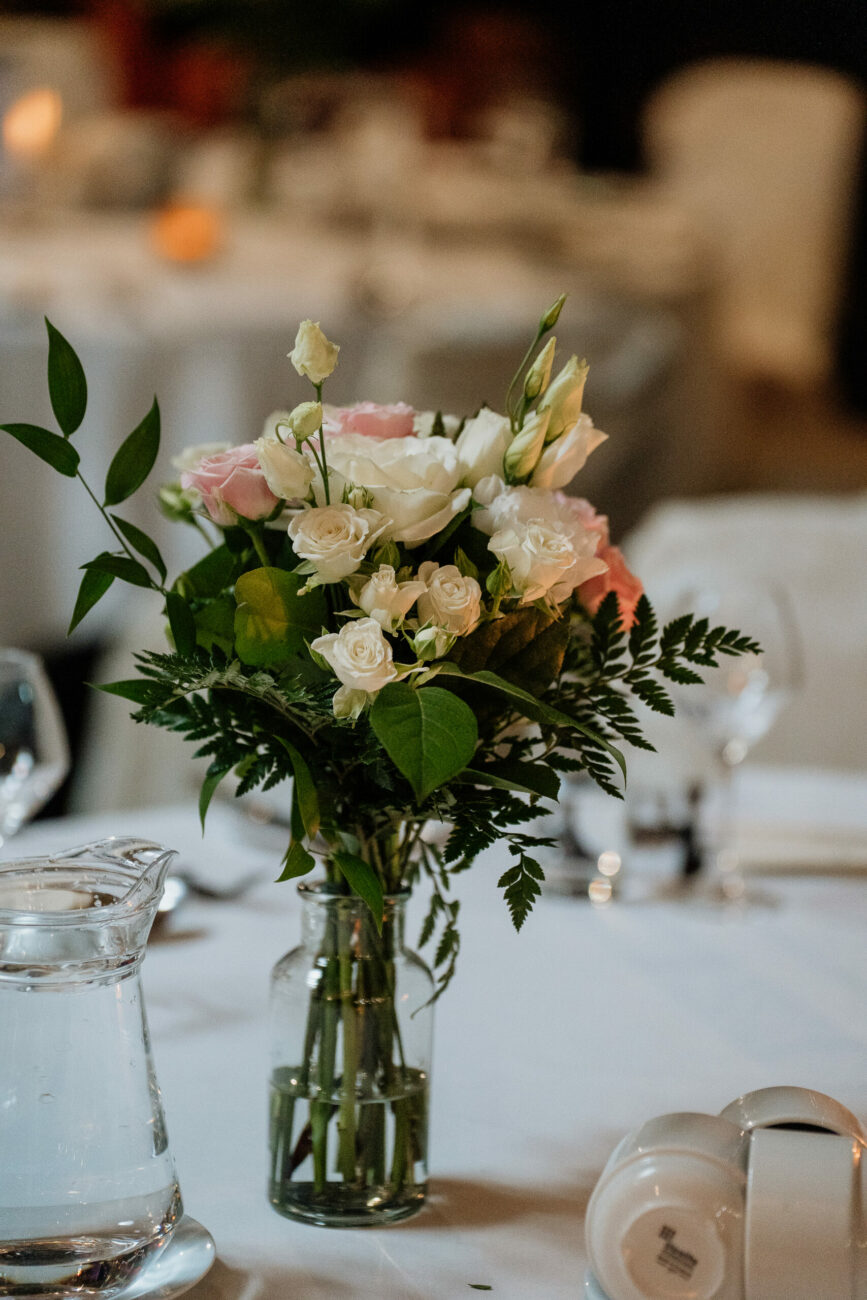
left=475, top=480, right=607, bottom=605
left=311, top=618, right=398, bottom=716
left=288, top=504, right=387, bottom=583
left=416, top=562, right=482, bottom=636
left=255, top=435, right=314, bottom=501
left=351, top=565, right=426, bottom=632
left=170, top=441, right=231, bottom=474
left=538, top=355, right=589, bottom=441
left=530, top=414, right=607, bottom=490
left=455, top=408, right=511, bottom=487
left=315, top=433, right=471, bottom=547
left=283, top=401, right=323, bottom=442
left=289, top=320, right=339, bottom=385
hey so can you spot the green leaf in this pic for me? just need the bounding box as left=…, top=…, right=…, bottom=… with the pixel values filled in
left=276, top=840, right=316, bottom=882
left=94, top=678, right=154, bottom=704
left=193, top=596, right=235, bottom=655
left=179, top=544, right=239, bottom=598
left=234, top=567, right=327, bottom=666
left=437, top=663, right=627, bottom=786
left=275, top=737, right=320, bottom=838
left=68, top=567, right=113, bottom=634
left=82, top=552, right=152, bottom=588
left=46, top=319, right=87, bottom=436
left=332, top=851, right=384, bottom=933
left=165, top=592, right=197, bottom=657
left=103, top=398, right=160, bottom=506
left=498, top=853, right=544, bottom=931
left=1, top=423, right=80, bottom=476
left=458, top=761, right=560, bottom=801
left=199, top=762, right=231, bottom=830
left=370, top=683, right=478, bottom=802
left=111, top=516, right=167, bottom=582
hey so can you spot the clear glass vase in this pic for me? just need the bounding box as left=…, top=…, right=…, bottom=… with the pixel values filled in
left=269, top=882, right=434, bottom=1227
left=0, top=838, right=182, bottom=1298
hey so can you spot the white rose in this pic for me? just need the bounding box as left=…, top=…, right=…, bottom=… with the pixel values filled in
left=315, top=433, right=471, bottom=548
left=255, top=436, right=314, bottom=501
left=351, top=565, right=426, bottom=631
left=311, top=618, right=398, bottom=713
left=289, top=320, right=339, bottom=385
left=538, top=355, right=589, bottom=441
left=170, top=441, right=231, bottom=473
left=475, top=482, right=607, bottom=604
left=417, top=562, right=482, bottom=636
left=413, top=410, right=461, bottom=438
left=530, top=414, right=608, bottom=490
left=288, top=504, right=387, bottom=583
left=455, top=408, right=510, bottom=487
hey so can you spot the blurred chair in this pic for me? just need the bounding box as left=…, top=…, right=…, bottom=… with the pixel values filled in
left=624, top=492, right=867, bottom=772
left=643, top=59, right=866, bottom=390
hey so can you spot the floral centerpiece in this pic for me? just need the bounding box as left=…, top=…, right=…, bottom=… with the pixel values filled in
left=2, top=299, right=756, bottom=1226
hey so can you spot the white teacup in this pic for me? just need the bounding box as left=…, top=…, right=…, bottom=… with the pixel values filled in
left=744, top=1127, right=864, bottom=1299
left=585, top=1113, right=749, bottom=1300
left=720, top=1085, right=864, bottom=1141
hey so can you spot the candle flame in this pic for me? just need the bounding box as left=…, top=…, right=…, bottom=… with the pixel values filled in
left=3, top=88, right=63, bottom=161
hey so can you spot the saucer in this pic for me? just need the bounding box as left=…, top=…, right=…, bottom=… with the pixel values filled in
left=118, top=1216, right=216, bottom=1299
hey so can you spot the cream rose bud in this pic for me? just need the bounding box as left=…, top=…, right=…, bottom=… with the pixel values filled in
left=503, top=409, right=551, bottom=482
left=455, top=408, right=511, bottom=487
left=523, top=337, right=556, bottom=399
left=410, top=625, right=455, bottom=660
left=289, top=320, right=339, bottom=385
left=311, top=618, right=398, bottom=707
left=538, top=356, right=589, bottom=442
left=255, top=435, right=314, bottom=501
left=417, top=562, right=482, bottom=636
left=288, top=504, right=387, bottom=583
left=352, top=565, right=426, bottom=631
left=529, top=414, right=607, bottom=491
left=285, top=401, right=323, bottom=442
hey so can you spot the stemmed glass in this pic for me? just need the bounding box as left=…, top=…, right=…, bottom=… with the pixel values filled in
left=0, top=648, right=69, bottom=848
left=664, top=579, right=802, bottom=902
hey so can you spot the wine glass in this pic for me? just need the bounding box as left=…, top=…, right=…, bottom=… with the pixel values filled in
left=0, top=648, right=70, bottom=848
left=663, top=578, right=801, bottom=901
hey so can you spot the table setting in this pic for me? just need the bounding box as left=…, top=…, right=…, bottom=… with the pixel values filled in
left=1, top=286, right=866, bottom=1300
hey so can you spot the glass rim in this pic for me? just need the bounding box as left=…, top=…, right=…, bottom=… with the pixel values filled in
left=297, top=878, right=410, bottom=904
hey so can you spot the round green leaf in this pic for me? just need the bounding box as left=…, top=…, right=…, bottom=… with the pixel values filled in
left=369, top=683, right=478, bottom=802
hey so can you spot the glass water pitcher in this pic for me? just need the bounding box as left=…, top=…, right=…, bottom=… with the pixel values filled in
left=0, top=838, right=182, bottom=1298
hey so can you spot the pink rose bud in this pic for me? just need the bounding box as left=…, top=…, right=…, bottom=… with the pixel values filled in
left=181, top=443, right=279, bottom=526
left=577, top=544, right=644, bottom=628
left=323, top=402, right=416, bottom=440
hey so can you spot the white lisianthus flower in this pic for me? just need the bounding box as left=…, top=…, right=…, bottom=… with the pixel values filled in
left=417, top=562, right=482, bottom=636
left=289, top=320, right=339, bottom=385
left=288, top=504, right=387, bottom=583
left=351, top=565, right=426, bottom=632
left=455, top=408, right=511, bottom=486
left=538, top=355, right=589, bottom=442
left=503, top=408, right=551, bottom=482
left=170, top=441, right=231, bottom=474
left=311, top=618, right=398, bottom=715
left=529, top=414, right=607, bottom=490
left=475, top=480, right=607, bottom=605
left=314, top=433, right=471, bottom=548
left=255, top=435, right=315, bottom=501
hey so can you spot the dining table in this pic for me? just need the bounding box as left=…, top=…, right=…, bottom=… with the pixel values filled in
left=5, top=762, right=867, bottom=1299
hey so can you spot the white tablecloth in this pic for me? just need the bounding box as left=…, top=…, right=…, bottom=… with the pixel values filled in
left=6, top=772, right=867, bottom=1299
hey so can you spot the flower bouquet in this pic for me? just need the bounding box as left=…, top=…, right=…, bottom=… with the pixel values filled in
left=2, top=298, right=756, bottom=1225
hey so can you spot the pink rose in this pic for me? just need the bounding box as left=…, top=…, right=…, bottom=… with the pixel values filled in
left=555, top=493, right=610, bottom=548
left=181, top=444, right=279, bottom=526
left=323, top=402, right=416, bottom=440
left=577, top=544, right=644, bottom=628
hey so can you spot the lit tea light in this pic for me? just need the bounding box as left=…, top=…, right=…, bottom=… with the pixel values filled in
left=3, top=88, right=63, bottom=161
left=150, top=201, right=224, bottom=264
left=597, top=850, right=621, bottom=878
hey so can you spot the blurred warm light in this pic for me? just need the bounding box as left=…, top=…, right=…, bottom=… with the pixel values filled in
left=150, top=201, right=223, bottom=264
left=588, top=878, right=613, bottom=906
left=597, top=850, right=622, bottom=878
left=3, top=88, right=63, bottom=161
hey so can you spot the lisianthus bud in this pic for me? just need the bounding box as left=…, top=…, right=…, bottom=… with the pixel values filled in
left=503, top=409, right=551, bottom=482
left=285, top=401, right=322, bottom=443
left=523, top=337, right=556, bottom=400
left=289, top=320, right=339, bottom=385
left=540, top=293, right=567, bottom=331
left=539, top=356, right=589, bottom=442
